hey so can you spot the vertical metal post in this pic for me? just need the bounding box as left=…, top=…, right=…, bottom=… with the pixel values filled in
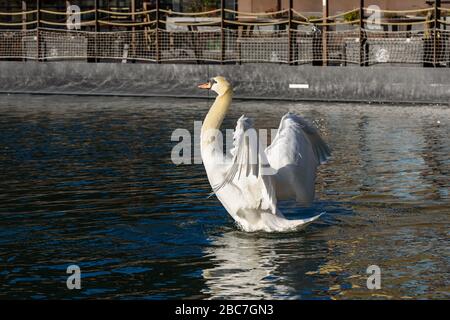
left=36, top=0, right=40, bottom=28
left=322, top=0, right=328, bottom=66
left=94, top=0, right=99, bottom=62
left=131, top=0, right=136, bottom=58
left=131, top=0, right=136, bottom=25
left=221, top=0, right=225, bottom=63
left=288, top=0, right=293, bottom=65
left=434, top=0, right=441, bottom=67
left=36, top=0, right=41, bottom=61
left=156, top=0, right=160, bottom=63
left=22, top=1, right=27, bottom=31
left=21, top=1, right=27, bottom=62
left=359, top=0, right=365, bottom=66
left=236, top=0, right=241, bottom=64
left=95, top=0, right=99, bottom=32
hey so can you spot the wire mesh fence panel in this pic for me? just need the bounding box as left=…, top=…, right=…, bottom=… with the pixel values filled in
left=291, top=30, right=314, bottom=65
left=222, top=29, right=236, bottom=62
left=225, top=29, right=289, bottom=63
left=159, top=29, right=222, bottom=62
left=2, top=6, right=450, bottom=66
left=40, top=28, right=89, bottom=60
left=341, top=36, right=362, bottom=65
left=327, top=30, right=361, bottom=65
left=223, top=29, right=240, bottom=62
left=0, top=29, right=38, bottom=60
left=134, top=30, right=157, bottom=61
left=0, top=27, right=449, bottom=65
left=438, top=29, right=450, bottom=66
left=0, top=28, right=447, bottom=66
left=95, top=30, right=156, bottom=62
left=96, top=31, right=131, bottom=61
left=291, top=29, right=361, bottom=65
left=364, top=30, right=429, bottom=66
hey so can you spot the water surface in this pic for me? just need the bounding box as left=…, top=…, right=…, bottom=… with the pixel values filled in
left=0, top=95, right=448, bottom=299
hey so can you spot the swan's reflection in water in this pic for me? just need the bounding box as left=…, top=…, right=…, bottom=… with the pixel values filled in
left=202, top=230, right=325, bottom=299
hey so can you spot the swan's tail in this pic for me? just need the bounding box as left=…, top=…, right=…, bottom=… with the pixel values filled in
left=245, top=212, right=324, bottom=232
left=290, top=212, right=324, bottom=230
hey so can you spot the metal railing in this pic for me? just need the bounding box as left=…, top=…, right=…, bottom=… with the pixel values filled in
left=0, top=2, right=450, bottom=67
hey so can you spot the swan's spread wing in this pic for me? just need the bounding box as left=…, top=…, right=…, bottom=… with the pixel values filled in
left=265, top=113, right=331, bottom=205
left=213, top=115, right=277, bottom=214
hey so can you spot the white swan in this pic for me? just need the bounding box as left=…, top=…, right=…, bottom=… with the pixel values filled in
left=199, top=76, right=331, bottom=232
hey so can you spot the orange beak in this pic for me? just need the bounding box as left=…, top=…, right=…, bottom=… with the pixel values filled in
left=198, top=82, right=212, bottom=89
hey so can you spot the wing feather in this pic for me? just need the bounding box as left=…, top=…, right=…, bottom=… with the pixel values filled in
left=212, top=115, right=277, bottom=214
left=265, top=112, right=331, bottom=205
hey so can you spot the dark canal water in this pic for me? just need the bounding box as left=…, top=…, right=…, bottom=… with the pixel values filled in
left=0, top=94, right=448, bottom=299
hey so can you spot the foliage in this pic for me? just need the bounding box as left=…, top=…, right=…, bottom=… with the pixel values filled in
left=343, top=10, right=360, bottom=22
left=187, top=0, right=218, bottom=12
left=308, top=16, right=321, bottom=21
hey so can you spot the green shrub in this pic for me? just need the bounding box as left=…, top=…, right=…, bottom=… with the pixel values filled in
left=344, top=11, right=360, bottom=21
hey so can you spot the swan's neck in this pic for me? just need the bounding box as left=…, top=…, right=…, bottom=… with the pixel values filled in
left=201, top=90, right=232, bottom=148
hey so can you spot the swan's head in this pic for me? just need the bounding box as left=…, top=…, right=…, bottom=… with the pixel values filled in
left=198, top=76, right=231, bottom=96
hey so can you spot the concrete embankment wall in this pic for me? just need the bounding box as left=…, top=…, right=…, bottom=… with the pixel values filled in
left=0, top=61, right=449, bottom=104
